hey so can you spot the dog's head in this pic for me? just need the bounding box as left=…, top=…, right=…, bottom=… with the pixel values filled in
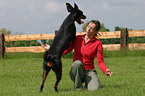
left=66, top=3, right=86, bottom=24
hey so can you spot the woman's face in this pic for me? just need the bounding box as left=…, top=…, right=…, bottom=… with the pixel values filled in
left=86, top=22, right=98, bottom=36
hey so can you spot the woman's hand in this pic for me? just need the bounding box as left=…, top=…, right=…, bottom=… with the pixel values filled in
left=41, top=43, right=50, bottom=49
left=105, top=69, right=113, bottom=76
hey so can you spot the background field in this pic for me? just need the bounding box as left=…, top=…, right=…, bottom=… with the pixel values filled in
left=0, top=51, right=145, bottom=96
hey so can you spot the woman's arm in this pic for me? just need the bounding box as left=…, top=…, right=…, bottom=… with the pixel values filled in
left=96, top=42, right=113, bottom=76
left=63, top=42, right=74, bottom=54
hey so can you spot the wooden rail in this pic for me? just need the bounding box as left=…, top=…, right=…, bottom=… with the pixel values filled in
left=5, top=34, right=55, bottom=42
left=128, top=30, right=145, bottom=37
left=4, top=31, right=122, bottom=42
left=4, top=43, right=144, bottom=53
left=76, top=31, right=121, bottom=39
left=0, top=29, right=145, bottom=58
left=103, top=43, right=145, bottom=51
left=5, top=30, right=145, bottom=42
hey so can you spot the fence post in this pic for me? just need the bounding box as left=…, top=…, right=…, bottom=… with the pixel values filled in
left=0, top=33, right=5, bottom=58
left=120, top=28, right=128, bottom=50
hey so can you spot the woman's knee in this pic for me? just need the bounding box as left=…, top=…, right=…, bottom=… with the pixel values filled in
left=73, top=60, right=83, bottom=68
left=69, top=60, right=83, bottom=82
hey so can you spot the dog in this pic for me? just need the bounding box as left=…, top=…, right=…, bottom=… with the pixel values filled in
left=40, top=3, right=86, bottom=92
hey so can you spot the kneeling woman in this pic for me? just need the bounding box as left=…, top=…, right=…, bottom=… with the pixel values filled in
left=63, top=20, right=113, bottom=91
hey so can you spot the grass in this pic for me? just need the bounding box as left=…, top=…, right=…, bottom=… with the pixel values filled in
left=0, top=52, right=145, bottom=96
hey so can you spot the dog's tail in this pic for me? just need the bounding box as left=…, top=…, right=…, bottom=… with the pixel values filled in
left=46, top=55, right=55, bottom=67
left=44, top=51, right=55, bottom=66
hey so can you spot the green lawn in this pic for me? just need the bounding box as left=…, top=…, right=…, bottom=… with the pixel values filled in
left=0, top=52, right=145, bottom=96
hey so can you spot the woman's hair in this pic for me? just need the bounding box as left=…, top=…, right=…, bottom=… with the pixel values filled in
left=89, top=20, right=101, bottom=31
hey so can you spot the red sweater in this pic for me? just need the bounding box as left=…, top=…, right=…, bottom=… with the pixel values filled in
left=63, top=35, right=108, bottom=73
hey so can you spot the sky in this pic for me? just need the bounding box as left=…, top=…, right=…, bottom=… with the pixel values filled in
left=0, top=0, right=145, bottom=34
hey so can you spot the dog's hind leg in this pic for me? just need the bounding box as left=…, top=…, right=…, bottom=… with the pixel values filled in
left=52, top=60, right=62, bottom=92
left=40, top=61, right=51, bottom=92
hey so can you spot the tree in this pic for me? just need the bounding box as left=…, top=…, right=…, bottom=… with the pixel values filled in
left=0, top=28, right=11, bottom=35
left=99, top=23, right=110, bottom=32
left=115, top=26, right=132, bottom=31
left=115, top=26, right=121, bottom=31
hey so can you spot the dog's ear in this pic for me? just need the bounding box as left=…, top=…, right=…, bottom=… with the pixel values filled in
left=66, top=3, right=74, bottom=12
left=74, top=3, right=79, bottom=11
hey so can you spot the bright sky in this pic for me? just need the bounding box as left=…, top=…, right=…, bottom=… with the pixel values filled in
left=0, top=0, right=145, bottom=34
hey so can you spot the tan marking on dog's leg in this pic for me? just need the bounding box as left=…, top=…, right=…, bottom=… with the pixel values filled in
left=41, top=71, right=46, bottom=86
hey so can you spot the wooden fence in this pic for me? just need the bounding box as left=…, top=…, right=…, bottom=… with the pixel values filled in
left=0, top=28, right=145, bottom=58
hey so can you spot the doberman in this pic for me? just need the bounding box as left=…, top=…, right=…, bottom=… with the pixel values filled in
left=40, top=3, right=86, bottom=92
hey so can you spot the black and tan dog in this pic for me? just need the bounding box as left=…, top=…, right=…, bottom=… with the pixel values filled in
left=40, top=3, right=86, bottom=92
